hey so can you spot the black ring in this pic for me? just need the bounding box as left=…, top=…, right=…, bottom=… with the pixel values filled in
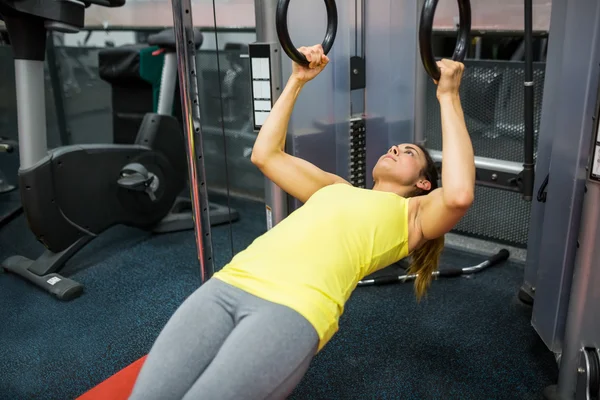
left=275, top=0, right=338, bottom=66
left=419, top=0, right=472, bottom=81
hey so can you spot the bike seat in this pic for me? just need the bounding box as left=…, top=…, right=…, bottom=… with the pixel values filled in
left=148, top=28, right=203, bottom=51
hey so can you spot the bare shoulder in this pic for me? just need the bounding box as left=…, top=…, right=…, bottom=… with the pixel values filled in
left=412, top=187, right=472, bottom=241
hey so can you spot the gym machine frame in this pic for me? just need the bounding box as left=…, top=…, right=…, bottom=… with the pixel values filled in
left=419, top=0, right=535, bottom=199
left=252, top=0, right=535, bottom=233
left=518, top=0, right=600, bottom=397
left=170, top=0, right=214, bottom=284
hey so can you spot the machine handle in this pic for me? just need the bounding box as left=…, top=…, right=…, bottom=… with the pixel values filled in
left=358, top=249, right=510, bottom=288
left=357, top=275, right=403, bottom=287
left=437, top=268, right=463, bottom=278
left=419, top=0, right=472, bottom=81
left=275, top=0, right=338, bottom=66
left=482, top=248, right=510, bottom=268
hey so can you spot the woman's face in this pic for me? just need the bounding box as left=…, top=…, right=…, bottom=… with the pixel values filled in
left=372, top=144, right=429, bottom=188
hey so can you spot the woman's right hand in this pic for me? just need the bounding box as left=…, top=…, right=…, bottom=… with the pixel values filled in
left=291, top=45, right=329, bottom=83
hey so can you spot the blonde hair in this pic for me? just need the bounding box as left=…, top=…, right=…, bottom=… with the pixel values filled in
left=406, top=236, right=445, bottom=301
left=405, top=144, right=444, bottom=301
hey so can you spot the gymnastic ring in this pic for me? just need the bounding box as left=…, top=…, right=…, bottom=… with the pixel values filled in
left=419, top=0, right=472, bottom=81
left=275, top=0, right=338, bottom=66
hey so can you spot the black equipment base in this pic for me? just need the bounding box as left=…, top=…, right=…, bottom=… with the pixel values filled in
left=1, top=200, right=238, bottom=301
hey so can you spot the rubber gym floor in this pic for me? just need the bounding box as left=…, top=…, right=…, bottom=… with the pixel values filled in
left=0, top=190, right=558, bottom=399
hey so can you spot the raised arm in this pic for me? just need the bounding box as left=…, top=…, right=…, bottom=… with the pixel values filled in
left=250, top=45, right=349, bottom=204
left=418, top=60, right=475, bottom=239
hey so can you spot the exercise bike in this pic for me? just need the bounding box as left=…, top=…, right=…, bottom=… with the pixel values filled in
left=0, top=0, right=235, bottom=301
left=97, top=27, right=238, bottom=228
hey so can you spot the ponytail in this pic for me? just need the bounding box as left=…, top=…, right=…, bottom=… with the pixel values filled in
left=406, top=235, right=445, bottom=301
left=406, top=144, right=444, bottom=301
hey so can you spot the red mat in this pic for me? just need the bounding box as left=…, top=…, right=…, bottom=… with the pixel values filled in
left=77, top=356, right=147, bottom=400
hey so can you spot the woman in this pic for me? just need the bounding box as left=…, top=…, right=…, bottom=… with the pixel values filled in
left=130, top=45, right=474, bottom=400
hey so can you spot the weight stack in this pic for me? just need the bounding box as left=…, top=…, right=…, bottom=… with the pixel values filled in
left=350, top=118, right=367, bottom=188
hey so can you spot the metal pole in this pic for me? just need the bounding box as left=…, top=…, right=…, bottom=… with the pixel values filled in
left=522, top=0, right=535, bottom=201
left=254, top=0, right=288, bottom=229
left=171, top=0, right=214, bottom=282
left=255, top=0, right=279, bottom=42
left=414, top=0, right=428, bottom=145
left=156, top=52, right=178, bottom=116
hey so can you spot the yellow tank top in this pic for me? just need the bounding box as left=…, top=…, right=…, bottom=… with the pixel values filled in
left=214, top=183, right=410, bottom=351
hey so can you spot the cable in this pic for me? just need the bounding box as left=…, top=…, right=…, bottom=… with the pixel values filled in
left=59, top=207, right=98, bottom=238
left=211, top=0, right=235, bottom=257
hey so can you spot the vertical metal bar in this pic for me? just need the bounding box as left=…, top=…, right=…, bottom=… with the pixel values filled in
left=171, top=0, right=214, bottom=282
left=46, top=33, right=71, bottom=146
left=156, top=52, right=178, bottom=116
left=414, top=0, right=427, bottom=145
left=254, top=0, right=288, bottom=229
left=15, top=59, right=47, bottom=169
left=354, top=0, right=358, bottom=56
left=522, top=0, right=535, bottom=201
left=350, top=0, right=365, bottom=115
left=474, top=37, right=482, bottom=59
left=360, top=0, right=365, bottom=59
left=255, top=0, right=279, bottom=43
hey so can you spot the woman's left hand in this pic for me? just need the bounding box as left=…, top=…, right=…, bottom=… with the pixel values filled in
left=434, top=59, right=464, bottom=99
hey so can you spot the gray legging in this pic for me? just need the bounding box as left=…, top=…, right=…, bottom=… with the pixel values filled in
left=129, top=278, right=319, bottom=400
